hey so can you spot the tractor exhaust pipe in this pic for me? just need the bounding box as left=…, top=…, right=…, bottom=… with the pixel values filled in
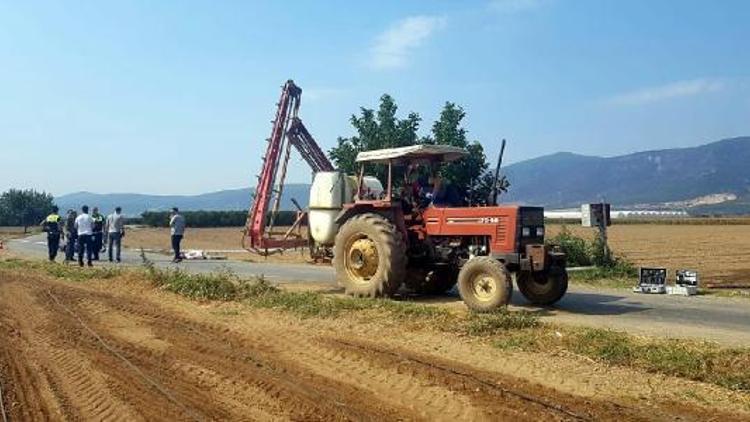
left=489, top=139, right=506, bottom=206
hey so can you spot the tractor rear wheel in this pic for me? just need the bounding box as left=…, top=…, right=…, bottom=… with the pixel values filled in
left=457, top=257, right=512, bottom=312
left=333, top=213, right=406, bottom=297
left=517, top=266, right=568, bottom=305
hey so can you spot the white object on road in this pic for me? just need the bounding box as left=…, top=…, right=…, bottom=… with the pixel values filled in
left=184, top=250, right=227, bottom=260
left=184, top=250, right=208, bottom=260
left=667, top=270, right=699, bottom=296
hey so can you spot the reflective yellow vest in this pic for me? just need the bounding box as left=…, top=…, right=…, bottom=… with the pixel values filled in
left=44, top=214, right=62, bottom=234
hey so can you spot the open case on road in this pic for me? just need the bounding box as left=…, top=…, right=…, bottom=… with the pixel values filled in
left=634, top=267, right=667, bottom=294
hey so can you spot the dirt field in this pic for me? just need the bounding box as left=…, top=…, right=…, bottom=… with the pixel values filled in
left=2, top=269, right=748, bottom=420
left=548, top=224, right=750, bottom=285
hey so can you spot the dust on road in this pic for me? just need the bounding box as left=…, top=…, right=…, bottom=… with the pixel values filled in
left=0, top=272, right=746, bottom=421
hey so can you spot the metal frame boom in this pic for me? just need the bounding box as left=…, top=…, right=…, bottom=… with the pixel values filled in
left=243, top=80, right=334, bottom=253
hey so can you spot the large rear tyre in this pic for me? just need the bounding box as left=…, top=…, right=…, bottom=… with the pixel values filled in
left=333, top=213, right=406, bottom=297
left=457, top=257, right=512, bottom=312
left=517, top=266, right=568, bottom=305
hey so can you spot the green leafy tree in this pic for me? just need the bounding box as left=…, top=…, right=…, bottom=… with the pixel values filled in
left=423, top=102, right=489, bottom=203
left=329, top=94, right=421, bottom=184
left=0, top=188, right=55, bottom=232
left=329, top=97, right=494, bottom=201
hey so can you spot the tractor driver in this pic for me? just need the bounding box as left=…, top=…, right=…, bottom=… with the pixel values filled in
left=428, top=173, right=462, bottom=207
left=400, top=164, right=421, bottom=214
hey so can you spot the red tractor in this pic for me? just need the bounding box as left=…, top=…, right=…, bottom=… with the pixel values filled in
left=329, top=144, right=568, bottom=311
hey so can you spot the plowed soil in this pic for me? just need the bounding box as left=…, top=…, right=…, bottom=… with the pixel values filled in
left=1, top=271, right=747, bottom=421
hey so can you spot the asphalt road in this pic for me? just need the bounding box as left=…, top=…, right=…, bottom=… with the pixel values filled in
left=7, top=234, right=750, bottom=346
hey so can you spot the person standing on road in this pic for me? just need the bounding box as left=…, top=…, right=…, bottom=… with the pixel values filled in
left=64, top=209, right=78, bottom=263
left=169, top=207, right=186, bottom=263
left=74, top=205, right=94, bottom=267
left=105, top=206, right=125, bottom=263
left=91, top=207, right=105, bottom=261
left=40, top=206, right=64, bottom=262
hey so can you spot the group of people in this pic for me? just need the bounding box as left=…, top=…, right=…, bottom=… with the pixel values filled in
left=41, top=205, right=125, bottom=266
left=41, top=206, right=187, bottom=266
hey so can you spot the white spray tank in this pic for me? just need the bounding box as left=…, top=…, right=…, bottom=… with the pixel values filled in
left=308, top=171, right=383, bottom=246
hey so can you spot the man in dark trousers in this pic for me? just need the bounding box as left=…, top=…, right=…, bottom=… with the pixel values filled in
left=105, top=207, right=125, bottom=263
left=74, top=205, right=94, bottom=267
left=40, top=206, right=64, bottom=262
left=64, top=209, right=78, bottom=263
left=169, top=207, right=186, bottom=263
left=91, top=207, right=105, bottom=260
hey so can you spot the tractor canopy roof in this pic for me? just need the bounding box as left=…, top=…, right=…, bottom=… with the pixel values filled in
left=355, top=144, right=468, bottom=165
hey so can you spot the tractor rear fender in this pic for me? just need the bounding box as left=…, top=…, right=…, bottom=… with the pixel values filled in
left=335, top=204, right=408, bottom=241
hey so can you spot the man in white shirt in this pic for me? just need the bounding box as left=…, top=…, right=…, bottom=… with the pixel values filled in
left=105, top=207, right=125, bottom=263
left=169, top=207, right=186, bottom=263
left=74, top=205, right=95, bottom=267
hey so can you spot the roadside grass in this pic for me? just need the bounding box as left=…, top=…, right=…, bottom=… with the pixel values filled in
left=3, top=255, right=750, bottom=393
left=0, top=257, right=122, bottom=281
left=568, top=262, right=638, bottom=288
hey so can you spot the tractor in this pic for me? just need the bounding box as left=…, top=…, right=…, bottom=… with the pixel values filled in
left=309, top=144, right=568, bottom=312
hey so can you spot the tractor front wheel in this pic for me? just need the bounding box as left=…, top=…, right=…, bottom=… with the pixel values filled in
left=457, top=257, right=512, bottom=312
left=333, top=213, right=406, bottom=297
left=516, top=266, right=568, bottom=306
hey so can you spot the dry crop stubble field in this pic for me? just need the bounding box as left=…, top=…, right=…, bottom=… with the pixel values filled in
left=122, top=226, right=312, bottom=262
left=547, top=223, right=750, bottom=285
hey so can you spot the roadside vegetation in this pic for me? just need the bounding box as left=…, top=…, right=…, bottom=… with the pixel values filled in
left=546, top=225, right=638, bottom=287
left=0, top=257, right=122, bottom=281
left=2, top=255, right=749, bottom=393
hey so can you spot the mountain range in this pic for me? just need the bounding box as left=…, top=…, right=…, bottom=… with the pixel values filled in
left=502, top=136, right=750, bottom=211
left=56, top=137, right=750, bottom=215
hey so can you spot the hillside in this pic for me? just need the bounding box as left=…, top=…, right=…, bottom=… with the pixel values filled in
left=55, top=185, right=310, bottom=216
left=502, top=136, right=750, bottom=211
left=56, top=137, right=750, bottom=215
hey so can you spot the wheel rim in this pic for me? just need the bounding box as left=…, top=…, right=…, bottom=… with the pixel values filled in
left=345, top=236, right=379, bottom=284
left=471, top=273, right=497, bottom=302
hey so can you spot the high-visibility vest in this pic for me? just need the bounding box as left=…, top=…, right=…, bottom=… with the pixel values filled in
left=92, top=214, right=105, bottom=232
left=44, top=214, right=62, bottom=234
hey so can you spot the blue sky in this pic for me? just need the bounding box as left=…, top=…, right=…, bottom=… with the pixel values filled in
left=1, top=0, right=749, bottom=196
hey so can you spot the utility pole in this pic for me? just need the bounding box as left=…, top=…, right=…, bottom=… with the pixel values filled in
left=597, top=201, right=610, bottom=264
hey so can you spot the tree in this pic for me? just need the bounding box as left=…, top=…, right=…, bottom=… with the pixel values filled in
left=468, top=170, right=511, bottom=205
left=423, top=102, right=489, bottom=204
left=329, top=94, right=421, bottom=184
left=329, top=97, right=492, bottom=200
left=0, top=189, right=55, bottom=232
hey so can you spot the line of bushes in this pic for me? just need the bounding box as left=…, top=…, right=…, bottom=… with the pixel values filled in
left=139, top=210, right=299, bottom=228
left=548, top=217, right=750, bottom=225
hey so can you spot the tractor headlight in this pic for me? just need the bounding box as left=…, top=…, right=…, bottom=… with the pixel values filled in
left=522, top=227, right=531, bottom=237
left=536, top=227, right=545, bottom=237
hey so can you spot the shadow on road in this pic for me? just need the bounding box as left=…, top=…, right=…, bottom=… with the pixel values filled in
left=538, top=292, right=650, bottom=316
left=384, top=289, right=652, bottom=317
